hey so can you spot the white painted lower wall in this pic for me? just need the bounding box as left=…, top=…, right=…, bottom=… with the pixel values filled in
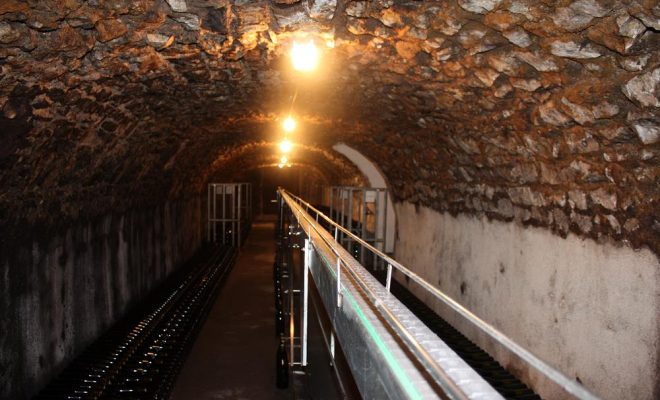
left=393, top=201, right=659, bottom=400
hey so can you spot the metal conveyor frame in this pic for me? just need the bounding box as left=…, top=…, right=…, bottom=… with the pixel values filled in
left=278, top=188, right=602, bottom=400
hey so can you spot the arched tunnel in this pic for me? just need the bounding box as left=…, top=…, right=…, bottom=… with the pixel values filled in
left=1, top=0, right=659, bottom=399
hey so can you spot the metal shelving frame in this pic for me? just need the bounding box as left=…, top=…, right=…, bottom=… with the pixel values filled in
left=207, top=183, right=252, bottom=247
left=329, top=186, right=388, bottom=267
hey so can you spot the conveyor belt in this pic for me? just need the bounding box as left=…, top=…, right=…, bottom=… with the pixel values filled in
left=34, top=245, right=237, bottom=400
left=312, top=202, right=543, bottom=399
left=378, top=275, right=543, bottom=400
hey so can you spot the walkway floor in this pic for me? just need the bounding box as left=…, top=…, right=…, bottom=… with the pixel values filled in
left=171, top=216, right=292, bottom=400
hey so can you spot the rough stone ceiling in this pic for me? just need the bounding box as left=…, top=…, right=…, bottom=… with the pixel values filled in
left=210, top=142, right=366, bottom=182
left=1, top=0, right=660, bottom=253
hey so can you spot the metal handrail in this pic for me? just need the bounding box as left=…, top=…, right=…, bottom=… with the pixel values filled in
left=279, top=189, right=602, bottom=400
left=281, top=190, right=470, bottom=400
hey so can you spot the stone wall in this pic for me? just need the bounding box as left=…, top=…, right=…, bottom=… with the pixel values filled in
left=1, top=0, right=660, bottom=395
left=394, top=201, right=660, bottom=400
left=0, top=198, right=203, bottom=400
left=3, top=0, right=659, bottom=258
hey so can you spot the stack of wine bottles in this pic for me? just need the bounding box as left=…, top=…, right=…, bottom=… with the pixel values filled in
left=34, top=245, right=237, bottom=400
left=273, top=239, right=289, bottom=390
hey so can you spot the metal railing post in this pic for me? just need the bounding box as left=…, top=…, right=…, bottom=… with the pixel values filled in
left=386, top=263, right=393, bottom=293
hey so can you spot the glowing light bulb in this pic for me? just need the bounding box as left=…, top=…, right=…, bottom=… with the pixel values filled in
left=291, top=40, right=319, bottom=72
left=280, top=139, right=292, bottom=153
left=280, top=155, right=288, bottom=164
left=283, top=117, right=295, bottom=132
left=278, top=163, right=284, bottom=168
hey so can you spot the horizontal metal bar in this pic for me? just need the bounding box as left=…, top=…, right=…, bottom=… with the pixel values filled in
left=280, top=189, right=602, bottom=400
left=331, top=186, right=388, bottom=191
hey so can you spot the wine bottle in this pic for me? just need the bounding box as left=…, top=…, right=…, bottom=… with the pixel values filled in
left=276, top=338, right=289, bottom=389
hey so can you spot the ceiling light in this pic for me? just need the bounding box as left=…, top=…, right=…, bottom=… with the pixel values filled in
left=283, top=117, right=295, bottom=132
left=280, top=139, right=293, bottom=153
left=291, top=40, right=319, bottom=72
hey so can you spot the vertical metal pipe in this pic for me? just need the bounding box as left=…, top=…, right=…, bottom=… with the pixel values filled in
left=330, top=331, right=335, bottom=359
left=302, top=238, right=310, bottom=366
left=289, top=234, right=295, bottom=366
left=347, top=188, right=353, bottom=254
left=231, top=184, right=241, bottom=246
left=278, top=191, right=283, bottom=237
left=214, top=184, right=218, bottom=243
left=374, top=189, right=380, bottom=268
left=236, top=185, right=243, bottom=248
left=386, top=263, right=393, bottom=292
left=336, top=256, right=342, bottom=308
left=340, top=189, right=346, bottom=247
left=382, top=189, right=388, bottom=254
left=222, top=185, right=226, bottom=245
left=361, top=189, right=367, bottom=265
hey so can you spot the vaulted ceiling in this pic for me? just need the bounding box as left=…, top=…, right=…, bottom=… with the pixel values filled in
left=1, top=0, right=660, bottom=252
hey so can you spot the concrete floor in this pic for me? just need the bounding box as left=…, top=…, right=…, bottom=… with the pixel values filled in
left=171, top=216, right=293, bottom=400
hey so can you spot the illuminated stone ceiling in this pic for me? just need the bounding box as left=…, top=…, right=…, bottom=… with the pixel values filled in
left=1, top=0, right=660, bottom=252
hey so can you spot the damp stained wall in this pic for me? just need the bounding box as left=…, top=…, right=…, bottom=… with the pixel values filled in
left=394, top=201, right=660, bottom=400
left=0, top=198, right=203, bottom=400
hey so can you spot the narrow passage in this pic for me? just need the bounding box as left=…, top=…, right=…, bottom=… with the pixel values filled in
left=172, top=216, right=292, bottom=400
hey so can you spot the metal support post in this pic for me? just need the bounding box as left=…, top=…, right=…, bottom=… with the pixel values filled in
left=383, top=190, right=388, bottom=254
left=361, top=189, right=367, bottom=265
left=335, top=255, right=342, bottom=308
left=238, top=184, right=242, bottom=249
left=207, top=184, right=211, bottom=241
left=215, top=184, right=219, bottom=243
left=346, top=188, right=353, bottom=254
left=340, top=189, right=346, bottom=247
left=248, top=184, right=252, bottom=222
left=386, top=263, right=393, bottom=292
left=330, top=330, right=335, bottom=359
left=289, top=230, right=295, bottom=366
left=281, top=193, right=285, bottom=238
left=374, top=189, right=380, bottom=267
left=221, top=185, right=226, bottom=245
left=302, top=238, right=310, bottom=366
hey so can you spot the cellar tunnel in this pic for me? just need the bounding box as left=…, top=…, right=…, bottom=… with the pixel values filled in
left=1, top=0, right=659, bottom=399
